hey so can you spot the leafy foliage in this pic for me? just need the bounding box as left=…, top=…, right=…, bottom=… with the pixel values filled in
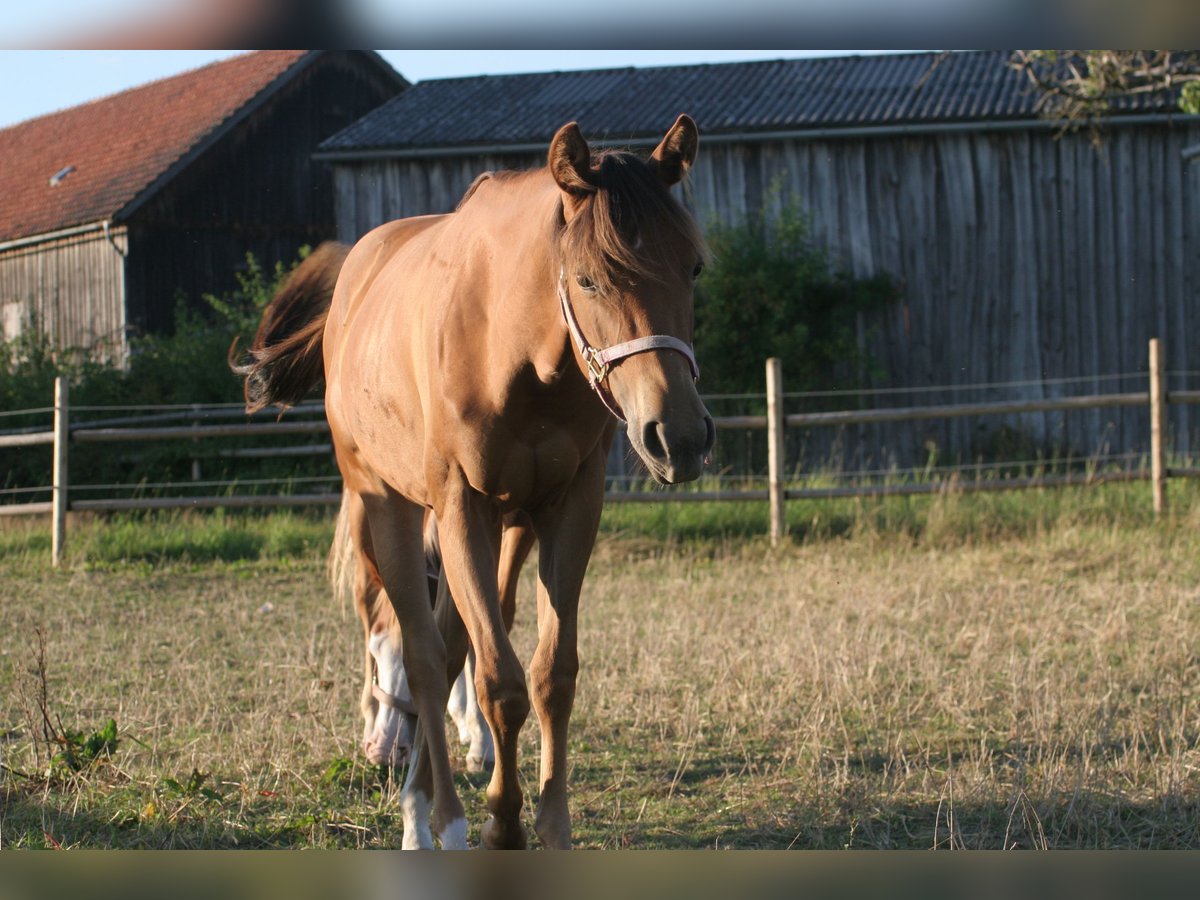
left=1010, top=50, right=1200, bottom=130
left=0, top=249, right=323, bottom=499
left=693, top=194, right=897, bottom=398
left=56, top=718, right=120, bottom=771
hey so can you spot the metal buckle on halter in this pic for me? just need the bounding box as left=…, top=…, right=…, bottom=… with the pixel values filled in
left=582, top=348, right=609, bottom=386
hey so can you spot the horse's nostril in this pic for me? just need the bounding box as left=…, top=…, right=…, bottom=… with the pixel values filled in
left=703, top=416, right=716, bottom=455
left=642, top=421, right=667, bottom=461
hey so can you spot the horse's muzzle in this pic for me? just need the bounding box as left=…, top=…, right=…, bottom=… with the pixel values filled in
left=635, top=413, right=715, bottom=484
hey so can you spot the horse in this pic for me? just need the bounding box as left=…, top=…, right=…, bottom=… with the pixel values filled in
left=234, top=114, right=713, bottom=848
left=328, top=488, right=534, bottom=773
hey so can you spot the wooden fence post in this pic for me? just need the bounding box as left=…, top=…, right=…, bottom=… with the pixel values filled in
left=52, top=376, right=69, bottom=566
left=766, top=357, right=786, bottom=545
left=1149, top=338, right=1167, bottom=517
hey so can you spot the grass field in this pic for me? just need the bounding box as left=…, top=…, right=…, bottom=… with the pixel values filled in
left=2, top=486, right=1200, bottom=849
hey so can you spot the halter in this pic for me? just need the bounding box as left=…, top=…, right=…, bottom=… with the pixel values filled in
left=371, top=660, right=419, bottom=717
left=556, top=267, right=699, bottom=422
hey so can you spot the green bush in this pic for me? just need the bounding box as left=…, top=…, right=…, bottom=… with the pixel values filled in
left=0, top=250, right=329, bottom=499
left=694, top=193, right=897, bottom=399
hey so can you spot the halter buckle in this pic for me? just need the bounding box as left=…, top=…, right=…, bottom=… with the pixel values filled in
left=583, top=348, right=610, bottom=386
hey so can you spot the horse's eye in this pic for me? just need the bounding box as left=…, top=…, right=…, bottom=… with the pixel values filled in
left=692, top=262, right=705, bottom=280
left=576, top=274, right=597, bottom=293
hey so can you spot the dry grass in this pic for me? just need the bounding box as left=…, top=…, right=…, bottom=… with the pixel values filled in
left=2, top=500, right=1200, bottom=848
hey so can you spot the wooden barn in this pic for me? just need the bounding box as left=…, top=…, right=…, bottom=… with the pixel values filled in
left=0, top=50, right=405, bottom=361
left=316, top=50, right=1200, bottom=464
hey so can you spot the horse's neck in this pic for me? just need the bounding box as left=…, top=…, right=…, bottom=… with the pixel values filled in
left=453, top=175, right=571, bottom=381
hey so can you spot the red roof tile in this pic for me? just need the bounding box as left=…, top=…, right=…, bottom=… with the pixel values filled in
left=0, top=50, right=311, bottom=243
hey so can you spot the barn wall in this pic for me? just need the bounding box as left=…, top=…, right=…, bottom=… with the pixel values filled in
left=692, top=124, right=1200, bottom=464
left=124, top=53, right=403, bottom=335
left=331, top=153, right=542, bottom=243
left=0, top=226, right=127, bottom=360
left=330, top=122, right=1200, bottom=466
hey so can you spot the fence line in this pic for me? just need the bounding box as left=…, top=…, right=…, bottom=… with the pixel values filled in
left=1, top=338, right=1186, bottom=563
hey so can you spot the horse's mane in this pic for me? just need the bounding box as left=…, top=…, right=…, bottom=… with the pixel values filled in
left=455, top=153, right=708, bottom=296
left=560, top=149, right=708, bottom=296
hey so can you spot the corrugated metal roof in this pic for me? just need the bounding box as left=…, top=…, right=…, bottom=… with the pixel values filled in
left=0, top=51, right=313, bottom=243
left=321, top=50, right=1179, bottom=156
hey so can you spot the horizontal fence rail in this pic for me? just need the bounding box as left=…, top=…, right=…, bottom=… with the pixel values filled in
left=0, top=338, right=1186, bottom=563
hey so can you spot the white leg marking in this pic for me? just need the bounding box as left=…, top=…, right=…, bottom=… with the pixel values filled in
left=400, top=788, right=434, bottom=850
left=448, top=668, right=472, bottom=745
left=365, top=629, right=414, bottom=766
left=438, top=817, right=469, bottom=850
left=462, top=651, right=495, bottom=772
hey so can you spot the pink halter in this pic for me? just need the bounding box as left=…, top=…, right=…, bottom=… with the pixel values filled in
left=556, top=267, right=699, bottom=422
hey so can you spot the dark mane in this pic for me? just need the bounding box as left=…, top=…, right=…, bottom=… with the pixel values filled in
left=559, top=150, right=708, bottom=295
left=456, top=171, right=494, bottom=210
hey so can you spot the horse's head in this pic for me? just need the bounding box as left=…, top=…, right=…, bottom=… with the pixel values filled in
left=550, top=115, right=716, bottom=484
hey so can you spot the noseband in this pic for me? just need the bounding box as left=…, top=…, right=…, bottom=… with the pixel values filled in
left=556, top=267, right=699, bottom=422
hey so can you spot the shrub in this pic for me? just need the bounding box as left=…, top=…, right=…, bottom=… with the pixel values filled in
left=694, top=193, right=897, bottom=399
left=0, top=250, right=327, bottom=499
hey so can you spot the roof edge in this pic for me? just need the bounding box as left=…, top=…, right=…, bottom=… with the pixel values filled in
left=0, top=219, right=115, bottom=253
left=315, top=111, right=1200, bottom=163
left=113, top=51, right=323, bottom=224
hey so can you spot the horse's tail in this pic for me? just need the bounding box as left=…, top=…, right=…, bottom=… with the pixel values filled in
left=328, top=488, right=356, bottom=611
left=230, top=241, right=350, bottom=413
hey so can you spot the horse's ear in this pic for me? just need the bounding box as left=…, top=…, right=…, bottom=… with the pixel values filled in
left=650, top=114, right=699, bottom=187
left=549, top=122, right=599, bottom=198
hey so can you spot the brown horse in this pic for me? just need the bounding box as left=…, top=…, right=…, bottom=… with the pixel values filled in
left=235, top=115, right=712, bottom=848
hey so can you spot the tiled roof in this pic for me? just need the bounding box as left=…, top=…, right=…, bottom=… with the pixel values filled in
left=320, top=50, right=1180, bottom=156
left=0, top=50, right=312, bottom=243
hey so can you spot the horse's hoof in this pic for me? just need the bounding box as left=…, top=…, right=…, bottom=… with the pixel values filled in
left=465, top=754, right=495, bottom=774
left=534, top=814, right=572, bottom=850
left=480, top=816, right=527, bottom=850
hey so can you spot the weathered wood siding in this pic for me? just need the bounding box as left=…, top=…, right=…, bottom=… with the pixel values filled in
left=331, top=122, right=1200, bottom=465
left=0, top=227, right=127, bottom=360
left=689, top=124, right=1200, bottom=464
left=332, top=153, right=541, bottom=244
left=125, top=53, right=403, bottom=336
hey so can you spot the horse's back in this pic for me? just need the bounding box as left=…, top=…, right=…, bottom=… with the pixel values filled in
left=331, top=215, right=449, bottom=330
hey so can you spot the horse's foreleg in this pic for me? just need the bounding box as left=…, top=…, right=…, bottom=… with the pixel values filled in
left=434, top=479, right=529, bottom=850
left=528, top=446, right=607, bottom=850
left=362, top=492, right=466, bottom=850
left=446, top=514, right=533, bottom=773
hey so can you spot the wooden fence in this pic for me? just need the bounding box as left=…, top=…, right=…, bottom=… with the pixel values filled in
left=0, top=339, right=1189, bottom=563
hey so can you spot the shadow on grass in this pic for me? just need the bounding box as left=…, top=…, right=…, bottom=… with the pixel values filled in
left=565, top=741, right=1200, bottom=850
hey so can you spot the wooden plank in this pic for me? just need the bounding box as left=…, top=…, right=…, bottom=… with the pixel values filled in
left=785, top=392, right=1145, bottom=428
left=604, top=490, right=770, bottom=503
left=1165, top=126, right=1189, bottom=454
left=72, top=421, right=330, bottom=442
left=52, top=377, right=68, bottom=567
left=0, top=502, right=52, bottom=517
left=0, top=431, right=55, bottom=448
left=1150, top=338, right=1167, bottom=516
left=785, top=469, right=1148, bottom=500
left=766, top=358, right=786, bottom=544
left=70, top=493, right=343, bottom=512
left=1074, top=135, right=1102, bottom=447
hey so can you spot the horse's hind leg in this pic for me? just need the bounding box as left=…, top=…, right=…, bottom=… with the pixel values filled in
left=362, top=490, right=466, bottom=850
left=449, top=649, right=492, bottom=772
left=338, top=490, right=413, bottom=768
